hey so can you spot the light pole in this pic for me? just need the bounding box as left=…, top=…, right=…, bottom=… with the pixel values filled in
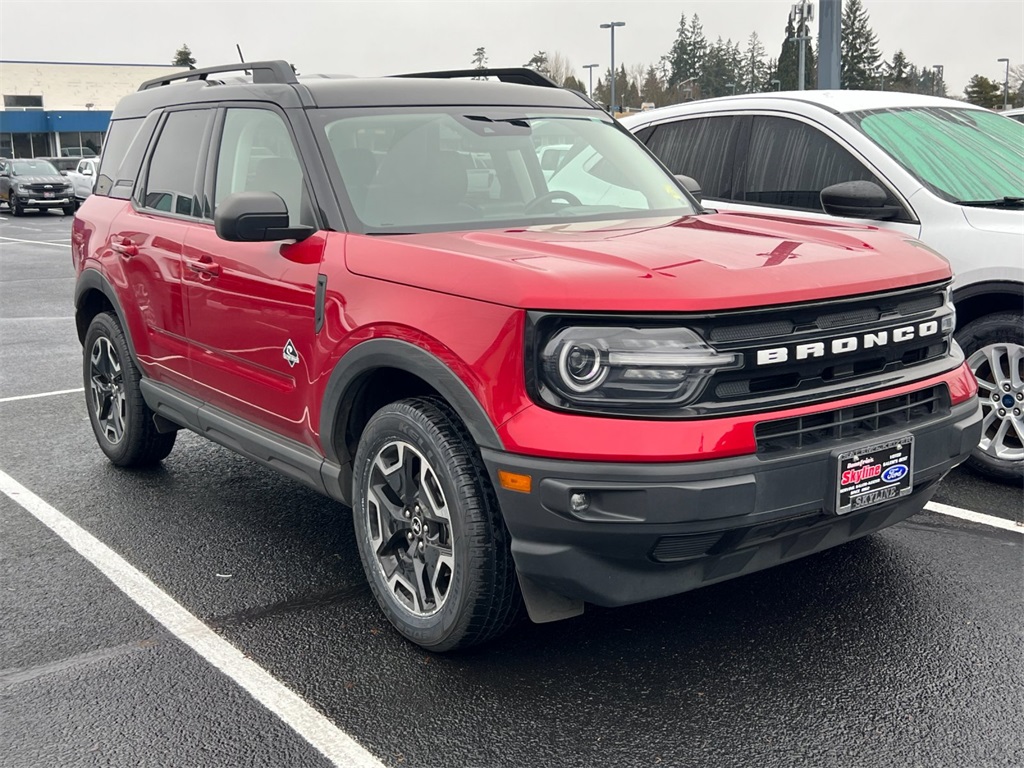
left=583, top=63, right=599, bottom=99
left=726, top=82, right=736, bottom=95
left=790, top=2, right=815, bottom=91
left=771, top=78, right=781, bottom=91
left=998, top=57, right=1010, bottom=109
left=599, top=21, right=625, bottom=112
left=933, top=64, right=944, bottom=96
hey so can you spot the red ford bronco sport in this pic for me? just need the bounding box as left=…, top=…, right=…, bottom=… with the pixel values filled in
left=73, top=62, right=982, bottom=650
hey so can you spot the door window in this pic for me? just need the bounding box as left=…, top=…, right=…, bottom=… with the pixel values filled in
left=644, top=116, right=743, bottom=200
left=739, top=116, right=887, bottom=211
left=213, top=108, right=310, bottom=227
left=141, top=110, right=210, bottom=217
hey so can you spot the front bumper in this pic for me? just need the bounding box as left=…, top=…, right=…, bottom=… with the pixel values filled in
left=483, top=397, right=981, bottom=612
left=14, top=194, right=72, bottom=208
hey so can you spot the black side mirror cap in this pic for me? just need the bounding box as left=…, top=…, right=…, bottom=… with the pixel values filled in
left=821, top=180, right=901, bottom=221
left=214, top=191, right=314, bottom=243
left=675, top=174, right=703, bottom=204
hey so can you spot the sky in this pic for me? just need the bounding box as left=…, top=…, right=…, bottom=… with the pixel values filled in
left=0, top=0, right=1022, bottom=96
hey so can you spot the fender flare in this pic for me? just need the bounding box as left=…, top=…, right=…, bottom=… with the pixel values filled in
left=74, top=268, right=140, bottom=365
left=951, top=279, right=1023, bottom=304
left=319, top=338, right=504, bottom=465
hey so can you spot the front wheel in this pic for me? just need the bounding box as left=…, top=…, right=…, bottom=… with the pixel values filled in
left=957, top=311, right=1024, bottom=484
left=63, top=203, right=76, bottom=216
left=352, top=397, right=520, bottom=651
left=11, top=200, right=23, bottom=216
left=83, top=312, right=176, bottom=467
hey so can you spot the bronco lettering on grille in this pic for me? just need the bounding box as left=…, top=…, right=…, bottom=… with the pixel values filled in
left=756, top=320, right=941, bottom=366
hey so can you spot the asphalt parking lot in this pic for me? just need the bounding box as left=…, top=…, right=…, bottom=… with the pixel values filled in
left=1, top=211, right=1022, bottom=768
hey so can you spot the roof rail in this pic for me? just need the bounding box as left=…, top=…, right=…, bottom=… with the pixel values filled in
left=391, top=67, right=559, bottom=88
left=138, top=60, right=298, bottom=91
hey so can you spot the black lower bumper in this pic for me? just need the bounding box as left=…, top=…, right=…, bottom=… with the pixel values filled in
left=482, top=399, right=981, bottom=612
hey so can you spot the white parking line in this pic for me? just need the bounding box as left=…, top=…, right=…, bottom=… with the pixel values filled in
left=0, top=470, right=385, bottom=768
left=0, top=236, right=72, bottom=248
left=924, top=501, right=1023, bottom=533
left=0, top=388, right=84, bottom=403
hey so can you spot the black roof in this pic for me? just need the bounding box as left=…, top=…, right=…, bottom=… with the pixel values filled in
left=112, top=60, right=593, bottom=120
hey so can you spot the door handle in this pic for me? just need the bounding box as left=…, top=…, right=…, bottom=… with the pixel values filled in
left=110, top=239, right=138, bottom=258
left=187, top=260, right=221, bottom=277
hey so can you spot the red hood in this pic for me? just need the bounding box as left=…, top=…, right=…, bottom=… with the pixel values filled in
left=344, top=213, right=951, bottom=312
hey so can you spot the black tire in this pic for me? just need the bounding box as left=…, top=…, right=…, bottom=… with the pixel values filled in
left=11, top=200, right=22, bottom=216
left=63, top=203, right=76, bottom=216
left=83, top=312, right=176, bottom=467
left=352, top=397, right=521, bottom=651
left=955, top=311, right=1024, bottom=484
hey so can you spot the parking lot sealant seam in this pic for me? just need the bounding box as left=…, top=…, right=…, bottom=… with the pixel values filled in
left=0, top=468, right=387, bottom=768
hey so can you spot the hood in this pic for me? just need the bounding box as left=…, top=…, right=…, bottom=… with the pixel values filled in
left=959, top=205, right=1024, bottom=236
left=12, top=175, right=68, bottom=185
left=344, top=213, right=952, bottom=312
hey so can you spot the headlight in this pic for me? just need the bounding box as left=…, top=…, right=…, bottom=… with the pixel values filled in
left=538, top=325, right=741, bottom=409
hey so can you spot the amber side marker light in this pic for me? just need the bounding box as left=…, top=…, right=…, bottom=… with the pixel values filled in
left=498, top=470, right=532, bottom=493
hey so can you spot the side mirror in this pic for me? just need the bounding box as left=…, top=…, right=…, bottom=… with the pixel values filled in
left=83, top=167, right=94, bottom=176
left=214, top=191, right=314, bottom=243
left=675, top=174, right=703, bottom=204
left=59, top=170, right=68, bottom=176
left=821, top=180, right=901, bottom=221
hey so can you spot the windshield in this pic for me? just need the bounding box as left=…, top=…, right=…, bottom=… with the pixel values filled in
left=846, top=106, right=1024, bottom=204
left=313, top=108, right=694, bottom=233
left=11, top=160, right=60, bottom=176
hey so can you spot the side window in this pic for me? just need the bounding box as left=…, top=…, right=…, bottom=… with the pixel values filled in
left=214, top=108, right=309, bottom=227
left=739, top=116, right=887, bottom=211
left=141, top=110, right=210, bottom=217
left=95, top=117, right=143, bottom=197
left=644, top=116, right=742, bottom=200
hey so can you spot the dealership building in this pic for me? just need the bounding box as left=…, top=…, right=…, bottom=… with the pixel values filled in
left=0, top=61, right=186, bottom=158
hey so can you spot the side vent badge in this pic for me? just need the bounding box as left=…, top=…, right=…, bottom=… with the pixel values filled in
left=283, top=339, right=300, bottom=368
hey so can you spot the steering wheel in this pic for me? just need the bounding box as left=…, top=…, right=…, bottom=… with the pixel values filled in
left=524, top=190, right=582, bottom=214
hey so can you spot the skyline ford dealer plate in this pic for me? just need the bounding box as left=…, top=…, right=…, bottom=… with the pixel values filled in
left=833, top=436, right=914, bottom=515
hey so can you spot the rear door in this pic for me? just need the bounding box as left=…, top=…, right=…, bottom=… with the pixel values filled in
left=106, top=108, right=213, bottom=393
left=183, top=105, right=326, bottom=447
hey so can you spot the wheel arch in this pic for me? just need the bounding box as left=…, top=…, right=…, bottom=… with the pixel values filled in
left=75, top=269, right=140, bottom=365
left=952, top=280, right=1024, bottom=331
left=320, top=339, right=504, bottom=471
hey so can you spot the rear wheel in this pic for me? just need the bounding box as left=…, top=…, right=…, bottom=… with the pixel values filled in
left=352, top=397, right=520, bottom=651
left=83, top=312, right=176, bottom=467
left=957, top=311, right=1024, bottom=484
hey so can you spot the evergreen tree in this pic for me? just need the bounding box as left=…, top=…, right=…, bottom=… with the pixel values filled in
left=886, top=50, right=911, bottom=92
left=776, top=14, right=815, bottom=90
left=472, top=47, right=487, bottom=70
left=964, top=75, right=1002, bottom=109
left=523, top=51, right=549, bottom=75
left=841, top=0, right=882, bottom=89
left=172, top=44, right=196, bottom=68
left=641, top=65, right=666, bottom=106
left=741, top=31, right=769, bottom=94
left=700, top=37, right=741, bottom=98
left=563, top=75, right=587, bottom=94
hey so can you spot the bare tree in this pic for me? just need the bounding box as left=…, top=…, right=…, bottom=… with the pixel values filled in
left=547, top=51, right=573, bottom=86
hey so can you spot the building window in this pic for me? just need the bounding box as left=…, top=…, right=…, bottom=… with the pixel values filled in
left=58, top=132, right=104, bottom=157
left=0, top=133, right=14, bottom=157
left=3, top=94, right=44, bottom=110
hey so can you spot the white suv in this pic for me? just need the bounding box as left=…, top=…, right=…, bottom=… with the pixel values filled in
left=622, top=92, right=1024, bottom=483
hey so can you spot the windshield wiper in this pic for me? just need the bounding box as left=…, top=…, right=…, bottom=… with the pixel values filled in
left=954, top=196, right=1024, bottom=208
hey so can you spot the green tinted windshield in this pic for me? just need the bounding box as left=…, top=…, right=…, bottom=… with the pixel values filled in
left=847, top=107, right=1024, bottom=203
left=312, top=107, right=694, bottom=234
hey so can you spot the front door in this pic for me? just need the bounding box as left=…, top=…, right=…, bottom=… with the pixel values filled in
left=183, top=106, right=325, bottom=446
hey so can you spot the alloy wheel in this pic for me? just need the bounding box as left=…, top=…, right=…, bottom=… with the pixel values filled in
left=89, top=336, right=127, bottom=445
left=364, top=440, right=455, bottom=617
left=968, top=342, right=1024, bottom=462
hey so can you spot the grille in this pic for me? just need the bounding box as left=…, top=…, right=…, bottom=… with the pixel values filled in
left=651, top=532, right=722, bottom=563
left=754, top=384, right=949, bottom=454
left=25, top=183, right=63, bottom=193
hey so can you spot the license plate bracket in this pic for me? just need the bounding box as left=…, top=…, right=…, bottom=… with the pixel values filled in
left=830, top=436, right=914, bottom=515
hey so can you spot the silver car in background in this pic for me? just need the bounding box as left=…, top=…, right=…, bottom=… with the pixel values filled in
left=623, top=92, right=1024, bottom=483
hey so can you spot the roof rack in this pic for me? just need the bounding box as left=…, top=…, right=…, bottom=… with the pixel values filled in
left=391, top=67, right=559, bottom=88
left=138, top=60, right=298, bottom=91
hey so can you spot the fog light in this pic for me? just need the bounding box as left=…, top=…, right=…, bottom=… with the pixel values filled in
left=570, top=492, right=590, bottom=514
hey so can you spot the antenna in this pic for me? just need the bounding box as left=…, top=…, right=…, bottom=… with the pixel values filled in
left=236, top=44, right=250, bottom=75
